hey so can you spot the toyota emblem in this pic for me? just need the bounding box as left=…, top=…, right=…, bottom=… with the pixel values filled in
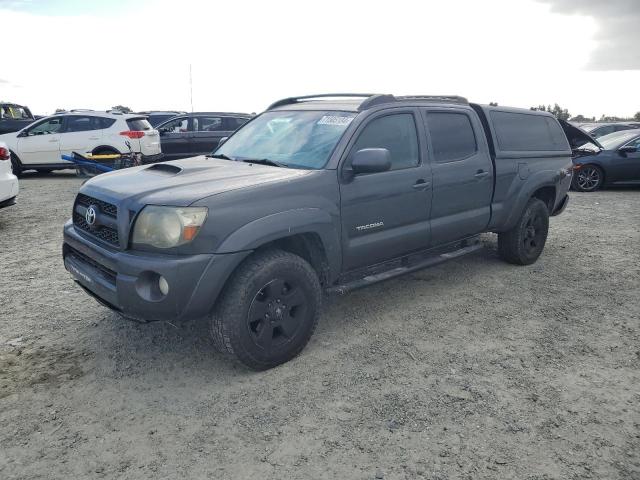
left=85, top=205, right=97, bottom=226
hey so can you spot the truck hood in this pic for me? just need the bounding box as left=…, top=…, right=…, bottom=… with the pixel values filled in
left=82, top=156, right=313, bottom=206
left=559, top=119, right=603, bottom=151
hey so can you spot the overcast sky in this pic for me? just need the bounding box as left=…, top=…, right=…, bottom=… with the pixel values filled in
left=1, top=0, right=638, bottom=118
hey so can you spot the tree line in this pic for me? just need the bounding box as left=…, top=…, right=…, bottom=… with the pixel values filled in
left=529, top=104, right=640, bottom=123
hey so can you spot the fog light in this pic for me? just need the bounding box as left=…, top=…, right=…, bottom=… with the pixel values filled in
left=158, top=276, right=169, bottom=296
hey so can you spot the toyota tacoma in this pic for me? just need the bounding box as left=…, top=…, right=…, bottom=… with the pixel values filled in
left=63, top=94, right=583, bottom=369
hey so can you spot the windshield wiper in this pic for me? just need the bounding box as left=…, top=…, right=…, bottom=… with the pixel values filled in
left=241, top=158, right=288, bottom=168
left=207, top=153, right=234, bottom=160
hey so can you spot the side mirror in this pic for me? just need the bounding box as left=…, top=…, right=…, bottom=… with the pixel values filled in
left=218, top=137, right=228, bottom=147
left=17, top=130, right=28, bottom=138
left=158, top=128, right=168, bottom=136
left=619, top=145, right=638, bottom=154
left=350, top=148, right=392, bottom=175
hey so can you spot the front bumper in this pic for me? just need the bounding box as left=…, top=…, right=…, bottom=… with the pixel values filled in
left=63, top=220, right=249, bottom=322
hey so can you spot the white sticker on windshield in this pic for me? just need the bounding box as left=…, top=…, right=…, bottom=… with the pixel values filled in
left=317, top=115, right=353, bottom=126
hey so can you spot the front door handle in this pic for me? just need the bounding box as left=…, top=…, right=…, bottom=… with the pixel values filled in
left=49, top=138, right=59, bottom=143
left=474, top=170, right=490, bottom=179
left=412, top=179, right=431, bottom=190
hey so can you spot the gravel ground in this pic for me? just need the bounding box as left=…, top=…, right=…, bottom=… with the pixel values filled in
left=1, top=171, right=639, bottom=480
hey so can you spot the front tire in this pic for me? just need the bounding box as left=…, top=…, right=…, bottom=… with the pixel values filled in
left=210, top=249, right=322, bottom=370
left=572, top=165, right=603, bottom=192
left=498, top=198, right=549, bottom=265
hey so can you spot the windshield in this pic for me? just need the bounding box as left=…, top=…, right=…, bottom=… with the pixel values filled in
left=598, top=130, right=640, bottom=150
left=214, top=110, right=356, bottom=169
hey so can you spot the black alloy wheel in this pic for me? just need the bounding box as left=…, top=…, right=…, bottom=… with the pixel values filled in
left=210, top=249, right=322, bottom=370
left=246, top=278, right=308, bottom=351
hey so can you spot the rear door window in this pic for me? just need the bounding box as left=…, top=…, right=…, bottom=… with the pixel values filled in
left=65, top=116, right=100, bottom=132
left=490, top=111, right=569, bottom=151
left=196, top=116, right=224, bottom=132
left=427, top=112, right=477, bottom=162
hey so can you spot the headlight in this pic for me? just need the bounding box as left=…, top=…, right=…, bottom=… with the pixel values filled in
left=132, top=206, right=208, bottom=249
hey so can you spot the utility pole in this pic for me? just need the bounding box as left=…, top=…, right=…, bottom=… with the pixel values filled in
left=189, top=64, right=194, bottom=113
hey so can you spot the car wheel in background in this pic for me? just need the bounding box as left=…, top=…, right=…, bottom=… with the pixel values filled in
left=572, top=165, right=603, bottom=192
left=210, top=249, right=322, bottom=370
left=498, top=198, right=549, bottom=266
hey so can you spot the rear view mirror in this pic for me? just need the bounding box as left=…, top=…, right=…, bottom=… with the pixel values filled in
left=350, top=148, right=391, bottom=175
left=619, top=145, right=638, bottom=154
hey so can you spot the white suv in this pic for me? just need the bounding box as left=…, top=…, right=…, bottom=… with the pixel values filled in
left=0, top=142, right=19, bottom=209
left=0, top=111, right=162, bottom=176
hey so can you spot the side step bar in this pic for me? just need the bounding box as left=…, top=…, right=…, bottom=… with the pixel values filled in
left=326, top=239, right=484, bottom=295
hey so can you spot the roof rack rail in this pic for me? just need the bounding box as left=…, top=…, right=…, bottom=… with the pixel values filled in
left=267, top=93, right=377, bottom=110
left=396, top=95, right=469, bottom=104
left=69, top=108, right=95, bottom=112
left=358, top=94, right=396, bottom=110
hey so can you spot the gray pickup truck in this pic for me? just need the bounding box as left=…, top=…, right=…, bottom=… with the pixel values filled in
left=63, top=94, right=582, bottom=369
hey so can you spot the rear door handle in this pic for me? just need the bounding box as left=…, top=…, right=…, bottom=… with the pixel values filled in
left=49, top=139, right=59, bottom=143
left=474, top=170, right=490, bottom=179
left=412, top=179, right=431, bottom=190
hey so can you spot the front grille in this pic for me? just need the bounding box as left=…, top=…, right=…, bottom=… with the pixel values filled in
left=73, top=194, right=120, bottom=246
left=65, top=246, right=117, bottom=285
left=73, top=212, right=120, bottom=245
left=76, top=193, right=117, bottom=217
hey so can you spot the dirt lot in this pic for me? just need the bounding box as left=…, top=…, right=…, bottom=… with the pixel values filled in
left=0, top=172, right=639, bottom=480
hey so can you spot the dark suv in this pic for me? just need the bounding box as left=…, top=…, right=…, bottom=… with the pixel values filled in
left=0, top=103, right=36, bottom=134
left=156, top=112, right=251, bottom=161
left=63, top=94, right=577, bottom=370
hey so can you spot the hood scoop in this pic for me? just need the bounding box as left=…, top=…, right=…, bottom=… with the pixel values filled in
left=144, top=163, right=183, bottom=175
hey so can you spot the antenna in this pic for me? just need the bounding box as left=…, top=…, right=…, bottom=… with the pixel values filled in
left=189, top=64, right=194, bottom=113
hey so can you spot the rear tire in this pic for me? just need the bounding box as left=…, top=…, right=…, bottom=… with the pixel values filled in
left=572, top=165, right=603, bottom=192
left=498, top=198, right=549, bottom=265
left=210, top=249, right=322, bottom=370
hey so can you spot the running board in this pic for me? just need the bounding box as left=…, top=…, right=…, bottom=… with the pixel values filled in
left=326, top=240, right=484, bottom=295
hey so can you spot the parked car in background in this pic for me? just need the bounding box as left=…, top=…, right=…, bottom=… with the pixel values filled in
left=0, top=103, right=36, bottom=134
left=137, top=110, right=186, bottom=127
left=156, top=112, right=251, bottom=161
left=63, top=93, right=575, bottom=369
left=0, top=142, right=19, bottom=209
left=0, top=111, right=162, bottom=176
left=572, top=129, right=640, bottom=191
left=580, top=122, right=639, bottom=139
